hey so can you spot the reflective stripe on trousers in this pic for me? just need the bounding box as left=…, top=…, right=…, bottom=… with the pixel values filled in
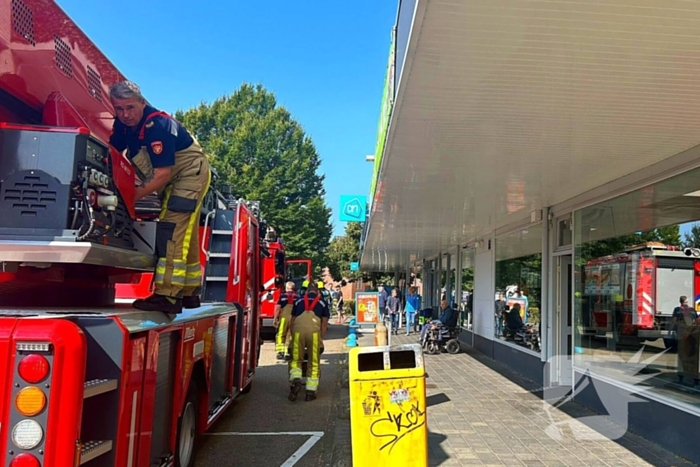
left=275, top=305, right=293, bottom=354
left=154, top=154, right=211, bottom=298
left=288, top=311, right=322, bottom=392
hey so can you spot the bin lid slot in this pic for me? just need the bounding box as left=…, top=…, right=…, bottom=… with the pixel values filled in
left=358, top=352, right=384, bottom=372
left=356, top=348, right=421, bottom=371
left=389, top=350, right=416, bottom=369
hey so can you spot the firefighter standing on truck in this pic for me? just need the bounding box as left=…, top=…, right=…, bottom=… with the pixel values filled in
left=108, top=81, right=211, bottom=314
left=288, top=283, right=329, bottom=402
left=274, top=281, right=297, bottom=361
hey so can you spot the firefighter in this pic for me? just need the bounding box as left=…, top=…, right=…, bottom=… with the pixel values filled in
left=318, top=281, right=332, bottom=304
left=288, top=283, right=329, bottom=402
left=274, top=281, right=297, bottom=360
left=108, top=81, right=211, bottom=314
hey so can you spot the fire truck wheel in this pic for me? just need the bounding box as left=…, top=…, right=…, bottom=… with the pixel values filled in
left=241, top=381, right=253, bottom=394
left=176, top=383, right=199, bottom=467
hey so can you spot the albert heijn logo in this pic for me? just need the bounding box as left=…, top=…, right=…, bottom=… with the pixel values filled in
left=339, top=195, right=367, bottom=222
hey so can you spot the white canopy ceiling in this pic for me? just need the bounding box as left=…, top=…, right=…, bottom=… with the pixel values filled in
left=362, top=0, right=700, bottom=270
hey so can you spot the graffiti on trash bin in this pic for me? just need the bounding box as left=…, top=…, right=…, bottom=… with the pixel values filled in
left=369, top=402, right=425, bottom=453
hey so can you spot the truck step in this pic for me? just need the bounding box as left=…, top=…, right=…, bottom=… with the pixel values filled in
left=80, top=440, right=113, bottom=464
left=84, top=379, right=118, bottom=399
left=212, top=230, right=233, bottom=235
left=209, top=252, right=231, bottom=258
left=206, top=276, right=228, bottom=282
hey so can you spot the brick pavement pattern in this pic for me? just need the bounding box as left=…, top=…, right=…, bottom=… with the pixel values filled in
left=378, top=332, right=698, bottom=467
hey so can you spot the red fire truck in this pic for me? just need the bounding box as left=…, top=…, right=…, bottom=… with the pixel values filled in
left=0, top=1, right=268, bottom=465
left=258, top=245, right=312, bottom=340
left=581, top=242, right=700, bottom=347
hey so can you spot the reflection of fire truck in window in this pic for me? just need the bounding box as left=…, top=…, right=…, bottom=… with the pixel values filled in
left=581, top=242, right=700, bottom=348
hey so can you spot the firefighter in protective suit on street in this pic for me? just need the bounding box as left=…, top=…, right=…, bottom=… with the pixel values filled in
left=108, top=81, right=211, bottom=314
left=288, top=283, right=330, bottom=402
left=274, top=281, right=297, bottom=361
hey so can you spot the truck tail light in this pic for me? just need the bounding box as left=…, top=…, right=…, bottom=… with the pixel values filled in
left=9, top=453, right=40, bottom=467
left=18, top=354, right=50, bottom=383
left=11, top=419, right=43, bottom=450
left=15, top=386, right=47, bottom=417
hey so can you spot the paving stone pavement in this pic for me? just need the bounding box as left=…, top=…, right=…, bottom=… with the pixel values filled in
left=337, top=328, right=698, bottom=467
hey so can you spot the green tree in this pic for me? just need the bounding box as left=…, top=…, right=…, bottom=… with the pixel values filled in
left=578, top=225, right=682, bottom=264
left=175, top=83, right=332, bottom=274
left=325, top=222, right=395, bottom=287
left=683, top=222, right=700, bottom=248
left=642, top=225, right=681, bottom=246
left=326, top=222, right=364, bottom=282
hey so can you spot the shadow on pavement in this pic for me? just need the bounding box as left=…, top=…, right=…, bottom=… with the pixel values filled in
left=195, top=323, right=348, bottom=466
left=427, top=431, right=449, bottom=466
left=456, top=346, right=698, bottom=467
left=426, top=393, right=451, bottom=408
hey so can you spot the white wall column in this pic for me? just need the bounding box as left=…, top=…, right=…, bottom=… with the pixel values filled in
left=445, top=252, right=452, bottom=306
left=455, top=248, right=463, bottom=311
left=473, top=234, right=495, bottom=338
left=436, top=253, right=443, bottom=306
left=540, top=208, right=556, bottom=362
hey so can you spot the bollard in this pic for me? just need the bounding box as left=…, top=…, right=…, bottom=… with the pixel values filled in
left=347, top=334, right=358, bottom=347
left=374, top=321, right=388, bottom=346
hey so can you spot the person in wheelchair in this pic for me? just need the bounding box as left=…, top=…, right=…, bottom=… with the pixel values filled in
left=420, top=300, right=459, bottom=345
left=502, top=303, right=536, bottom=336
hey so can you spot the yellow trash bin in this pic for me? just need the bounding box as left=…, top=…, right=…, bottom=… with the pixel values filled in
left=349, top=343, right=427, bottom=466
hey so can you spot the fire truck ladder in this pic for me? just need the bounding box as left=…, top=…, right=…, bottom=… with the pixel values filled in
left=202, top=208, right=236, bottom=302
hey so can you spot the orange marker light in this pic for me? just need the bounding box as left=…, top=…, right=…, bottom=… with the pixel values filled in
left=15, top=386, right=46, bottom=417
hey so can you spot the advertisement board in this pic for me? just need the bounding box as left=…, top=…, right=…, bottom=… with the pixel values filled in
left=355, top=291, right=380, bottom=325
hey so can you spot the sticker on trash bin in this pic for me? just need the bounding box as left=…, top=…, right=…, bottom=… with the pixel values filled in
left=389, top=388, right=410, bottom=404
left=362, top=390, right=382, bottom=416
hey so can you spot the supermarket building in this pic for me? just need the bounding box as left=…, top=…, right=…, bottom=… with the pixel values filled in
left=361, top=1, right=700, bottom=463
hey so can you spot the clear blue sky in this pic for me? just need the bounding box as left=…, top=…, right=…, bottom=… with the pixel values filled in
left=56, top=0, right=396, bottom=237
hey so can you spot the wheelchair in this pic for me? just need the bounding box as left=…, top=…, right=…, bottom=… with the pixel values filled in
left=422, top=322, right=461, bottom=355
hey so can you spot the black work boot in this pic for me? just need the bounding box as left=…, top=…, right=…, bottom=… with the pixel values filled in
left=305, top=390, right=317, bottom=402
left=182, top=296, right=201, bottom=309
left=288, top=379, right=302, bottom=402
left=133, top=295, right=183, bottom=314
left=276, top=352, right=285, bottom=361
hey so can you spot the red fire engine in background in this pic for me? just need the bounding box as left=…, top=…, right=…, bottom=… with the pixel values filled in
left=0, top=1, right=277, bottom=466
left=581, top=242, right=700, bottom=348
left=258, top=242, right=312, bottom=340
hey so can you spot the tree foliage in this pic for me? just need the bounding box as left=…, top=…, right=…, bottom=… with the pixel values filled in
left=578, top=225, right=681, bottom=264
left=175, top=83, right=332, bottom=274
left=325, top=222, right=395, bottom=286
left=325, top=222, right=364, bottom=282
left=682, top=222, right=700, bottom=248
